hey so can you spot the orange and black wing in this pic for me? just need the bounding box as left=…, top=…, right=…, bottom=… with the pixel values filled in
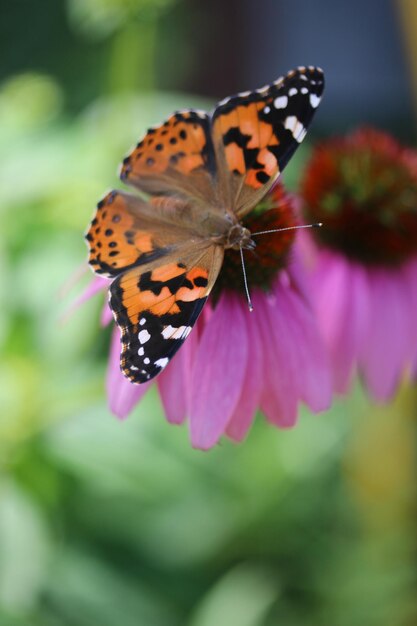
left=86, top=191, right=224, bottom=384
left=109, top=247, right=224, bottom=383
left=120, top=110, right=221, bottom=207
left=86, top=190, right=194, bottom=277
left=211, top=66, right=325, bottom=216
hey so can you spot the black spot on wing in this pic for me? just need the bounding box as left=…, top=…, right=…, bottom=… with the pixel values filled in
left=256, top=171, right=270, bottom=185
left=194, top=275, right=208, bottom=287
left=138, top=271, right=193, bottom=295
left=92, top=247, right=170, bottom=277
left=222, top=127, right=250, bottom=148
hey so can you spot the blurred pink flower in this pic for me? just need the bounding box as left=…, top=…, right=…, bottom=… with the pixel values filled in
left=301, top=127, right=417, bottom=401
left=84, top=185, right=332, bottom=449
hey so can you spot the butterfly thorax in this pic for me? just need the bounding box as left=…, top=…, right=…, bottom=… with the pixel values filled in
left=198, top=210, right=255, bottom=251
left=157, top=196, right=256, bottom=251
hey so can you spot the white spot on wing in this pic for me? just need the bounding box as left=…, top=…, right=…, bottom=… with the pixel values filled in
left=263, top=106, right=271, bottom=114
left=310, top=93, right=321, bottom=108
left=289, top=87, right=298, bottom=97
left=298, top=127, right=307, bottom=142
left=139, top=318, right=146, bottom=326
left=162, top=325, right=192, bottom=340
left=274, top=95, right=288, bottom=109
left=138, top=347, right=144, bottom=356
left=155, top=357, right=169, bottom=369
left=284, top=116, right=307, bottom=143
left=144, top=357, right=150, bottom=365
left=138, top=329, right=150, bottom=344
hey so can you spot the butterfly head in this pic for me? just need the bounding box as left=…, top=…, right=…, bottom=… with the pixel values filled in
left=206, top=211, right=256, bottom=251
left=226, top=223, right=256, bottom=251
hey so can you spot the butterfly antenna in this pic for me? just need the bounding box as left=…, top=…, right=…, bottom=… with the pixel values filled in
left=240, top=245, right=254, bottom=312
left=251, top=222, right=322, bottom=237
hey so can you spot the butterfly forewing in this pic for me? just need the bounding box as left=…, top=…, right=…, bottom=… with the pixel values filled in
left=109, top=246, right=224, bottom=383
left=120, top=110, right=221, bottom=207
left=211, top=66, right=325, bottom=216
left=86, top=190, right=210, bottom=277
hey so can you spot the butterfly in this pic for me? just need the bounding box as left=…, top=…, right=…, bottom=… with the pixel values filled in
left=86, top=66, right=325, bottom=383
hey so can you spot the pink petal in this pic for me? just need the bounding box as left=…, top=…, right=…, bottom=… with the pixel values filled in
left=340, top=262, right=369, bottom=390
left=107, top=327, right=151, bottom=419
left=313, top=252, right=369, bottom=394
left=295, top=228, right=321, bottom=271
left=157, top=337, right=195, bottom=425
left=312, top=250, right=350, bottom=352
left=61, top=276, right=109, bottom=323
left=359, top=268, right=413, bottom=401
left=282, top=282, right=332, bottom=412
left=74, top=275, right=109, bottom=307
left=190, top=293, right=248, bottom=450
left=402, top=258, right=417, bottom=376
left=100, top=300, right=113, bottom=327
left=258, top=286, right=299, bottom=428
left=59, top=264, right=89, bottom=299
left=225, top=308, right=263, bottom=442
left=286, top=236, right=314, bottom=304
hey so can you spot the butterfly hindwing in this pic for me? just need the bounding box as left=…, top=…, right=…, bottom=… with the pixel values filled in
left=109, top=246, right=224, bottom=383
left=211, top=66, right=325, bottom=216
left=86, top=190, right=204, bottom=277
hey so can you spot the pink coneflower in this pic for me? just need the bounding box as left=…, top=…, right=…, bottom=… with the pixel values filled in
left=85, top=185, right=332, bottom=449
left=300, top=127, right=417, bottom=401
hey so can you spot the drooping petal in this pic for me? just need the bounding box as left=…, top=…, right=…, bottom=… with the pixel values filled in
left=359, top=267, right=413, bottom=401
left=258, top=286, right=300, bottom=428
left=107, top=327, right=151, bottom=419
left=312, top=249, right=349, bottom=356
left=340, top=261, right=370, bottom=389
left=402, top=258, right=417, bottom=377
left=281, top=278, right=332, bottom=412
left=61, top=275, right=109, bottom=323
left=190, top=293, right=248, bottom=450
left=157, top=332, right=197, bottom=425
left=74, top=275, right=108, bottom=306
left=226, top=308, right=263, bottom=442
left=157, top=359, right=187, bottom=426
left=100, top=300, right=113, bottom=327
left=286, top=235, right=315, bottom=304
left=313, top=250, right=369, bottom=394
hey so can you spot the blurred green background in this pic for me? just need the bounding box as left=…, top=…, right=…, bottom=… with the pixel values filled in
left=1, top=1, right=416, bottom=624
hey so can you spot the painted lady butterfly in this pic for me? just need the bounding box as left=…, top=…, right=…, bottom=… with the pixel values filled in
left=86, top=66, right=325, bottom=383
